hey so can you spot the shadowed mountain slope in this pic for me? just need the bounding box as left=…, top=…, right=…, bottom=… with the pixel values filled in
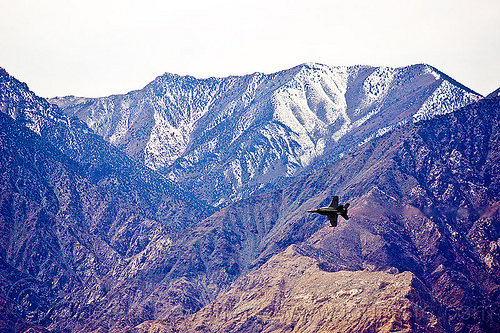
left=0, top=67, right=214, bottom=229
left=0, top=68, right=214, bottom=332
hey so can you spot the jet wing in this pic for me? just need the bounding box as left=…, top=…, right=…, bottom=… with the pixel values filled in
left=328, top=213, right=338, bottom=227
left=328, top=196, right=339, bottom=208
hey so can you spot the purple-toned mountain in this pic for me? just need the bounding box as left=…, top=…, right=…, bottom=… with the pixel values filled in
left=0, top=67, right=213, bottom=228
left=1, top=66, right=498, bottom=333
left=51, top=63, right=481, bottom=206
left=127, top=95, right=500, bottom=332
left=0, top=68, right=214, bottom=332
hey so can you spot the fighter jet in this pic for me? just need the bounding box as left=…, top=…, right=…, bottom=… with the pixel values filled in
left=307, top=196, right=350, bottom=227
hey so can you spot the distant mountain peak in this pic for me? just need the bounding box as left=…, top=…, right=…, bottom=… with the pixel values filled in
left=299, top=61, right=334, bottom=70
left=486, top=87, right=500, bottom=99
left=50, top=63, right=482, bottom=206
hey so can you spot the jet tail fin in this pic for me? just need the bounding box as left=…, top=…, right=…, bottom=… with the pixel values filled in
left=341, top=213, right=349, bottom=220
left=329, top=196, right=339, bottom=208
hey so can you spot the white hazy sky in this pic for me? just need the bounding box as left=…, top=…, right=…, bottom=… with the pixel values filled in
left=1, top=0, right=499, bottom=98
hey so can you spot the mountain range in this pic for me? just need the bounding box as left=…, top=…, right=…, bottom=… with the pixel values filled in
left=0, top=64, right=499, bottom=332
left=50, top=63, right=480, bottom=206
left=130, top=93, right=500, bottom=333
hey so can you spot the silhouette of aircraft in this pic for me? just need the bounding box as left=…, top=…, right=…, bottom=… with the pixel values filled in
left=307, top=196, right=350, bottom=227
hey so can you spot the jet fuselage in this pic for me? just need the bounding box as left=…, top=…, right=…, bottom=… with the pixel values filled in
left=308, top=205, right=348, bottom=216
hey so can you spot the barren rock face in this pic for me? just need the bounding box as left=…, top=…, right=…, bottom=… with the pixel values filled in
left=135, top=246, right=442, bottom=333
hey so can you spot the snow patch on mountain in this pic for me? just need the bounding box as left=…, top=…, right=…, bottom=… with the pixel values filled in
left=414, top=79, right=481, bottom=122
left=359, top=66, right=395, bottom=110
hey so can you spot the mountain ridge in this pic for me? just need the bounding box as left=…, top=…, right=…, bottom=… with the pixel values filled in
left=0, top=66, right=214, bottom=220
left=135, top=245, right=443, bottom=333
left=0, top=67, right=216, bottom=331
left=51, top=62, right=482, bottom=206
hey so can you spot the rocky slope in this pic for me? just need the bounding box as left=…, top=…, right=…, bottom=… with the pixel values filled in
left=51, top=63, right=481, bottom=206
left=125, top=94, right=500, bottom=333
left=0, top=67, right=213, bottom=230
left=136, top=245, right=442, bottom=333
left=0, top=68, right=214, bottom=332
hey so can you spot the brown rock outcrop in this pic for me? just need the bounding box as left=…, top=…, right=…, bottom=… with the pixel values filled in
left=134, top=245, right=442, bottom=333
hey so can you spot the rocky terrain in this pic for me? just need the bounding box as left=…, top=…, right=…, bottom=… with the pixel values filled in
left=136, top=246, right=442, bottom=333
left=0, top=68, right=213, bottom=332
left=0, top=65, right=499, bottom=332
left=123, top=94, right=500, bottom=332
left=51, top=63, right=481, bottom=206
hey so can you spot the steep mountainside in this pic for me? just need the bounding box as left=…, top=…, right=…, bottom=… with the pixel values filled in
left=0, top=67, right=213, bottom=229
left=129, top=95, right=500, bottom=333
left=0, top=68, right=214, bottom=332
left=51, top=63, right=481, bottom=206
